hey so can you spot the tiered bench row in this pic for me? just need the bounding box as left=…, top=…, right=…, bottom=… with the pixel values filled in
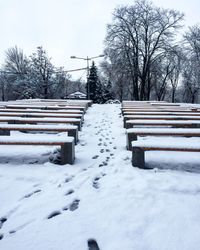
left=122, top=101, right=200, bottom=169
left=0, top=99, right=92, bottom=165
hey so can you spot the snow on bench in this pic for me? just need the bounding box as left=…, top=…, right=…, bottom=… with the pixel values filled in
left=123, top=115, right=200, bottom=127
left=0, top=124, right=78, bottom=144
left=0, top=112, right=83, bottom=119
left=126, top=128, right=200, bottom=150
left=131, top=140, right=200, bottom=169
left=123, top=111, right=200, bottom=116
left=0, top=136, right=75, bottom=165
left=0, top=116, right=82, bottom=130
left=122, top=108, right=198, bottom=114
left=0, top=108, right=83, bottom=114
left=4, top=105, right=86, bottom=112
left=125, top=119, right=200, bottom=129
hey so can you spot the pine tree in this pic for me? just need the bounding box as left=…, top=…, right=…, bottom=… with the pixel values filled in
left=86, top=61, right=99, bottom=102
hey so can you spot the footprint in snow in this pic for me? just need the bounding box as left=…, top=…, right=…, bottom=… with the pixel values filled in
left=88, top=239, right=100, bottom=250
left=8, top=220, right=35, bottom=235
left=23, top=189, right=41, bottom=199
left=47, top=210, right=62, bottom=219
left=9, top=230, right=16, bottom=234
left=92, top=155, right=99, bottom=159
left=63, top=199, right=80, bottom=211
left=0, top=234, right=4, bottom=240
left=100, top=149, right=104, bottom=153
left=0, top=217, right=7, bottom=229
left=64, top=176, right=74, bottom=183
left=65, top=189, right=74, bottom=196
left=92, top=177, right=100, bottom=189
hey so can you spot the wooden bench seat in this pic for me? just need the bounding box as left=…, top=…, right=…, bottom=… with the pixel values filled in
left=0, top=116, right=82, bottom=130
left=0, top=136, right=75, bottom=165
left=0, top=108, right=84, bottom=114
left=0, top=124, right=78, bottom=144
left=0, top=112, right=83, bottom=120
left=124, top=115, right=200, bottom=127
left=123, top=111, right=200, bottom=116
left=126, top=128, right=200, bottom=150
left=122, top=108, right=198, bottom=114
left=132, top=140, right=200, bottom=169
left=125, top=119, right=200, bottom=129
left=5, top=104, right=86, bottom=111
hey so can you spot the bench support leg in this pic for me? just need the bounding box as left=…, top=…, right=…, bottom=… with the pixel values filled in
left=126, top=123, right=133, bottom=129
left=60, top=140, right=75, bottom=165
left=123, top=117, right=127, bottom=128
left=68, top=129, right=78, bottom=145
left=78, top=121, right=82, bottom=131
left=126, top=133, right=137, bottom=150
left=0, top=130, right=10, bottom=136
left=132, top=147, right=145, bottom=168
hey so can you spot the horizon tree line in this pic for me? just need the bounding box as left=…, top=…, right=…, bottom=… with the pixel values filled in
left=101, top=0, right=200, bottom=103
left=0, top=0, right=200, bottom=103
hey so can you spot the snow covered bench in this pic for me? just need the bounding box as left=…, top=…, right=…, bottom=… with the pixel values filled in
left=0, top=124, right=78, bottom=144
left=122, top=108, right=198, bottom=114
left=126, top=128, right=200, bottom=150
left=123, top=111, right=200, bottom=116
left=0, top=112, right=83, bottom=120
left=5, top=104, right=86, bottom=112
left=123, top=115, right=200, bottom=128
left=131, top=140, right=200, bottom=169
left=0, top=117, right=82, bottom=130
left=125, top=119, right=200, bottom=129
left=0, top=136, right=75, bottom=165
left=0, top=108, right=84, bottom=114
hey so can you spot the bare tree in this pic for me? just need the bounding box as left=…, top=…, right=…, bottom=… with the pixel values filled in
left=182, top=25, right=200, bottom=103
left=4, top=46, right=28, bottom=75
left=104, top=0, right=184, bottom=100
left=29, top=46, right=54, bottom=99
left=167, top=47, right=183, bottom=102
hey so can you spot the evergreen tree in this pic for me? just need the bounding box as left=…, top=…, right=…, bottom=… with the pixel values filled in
left=87, top=61, right=99, bottom=102
left=87, top=62, right=115, bottom=103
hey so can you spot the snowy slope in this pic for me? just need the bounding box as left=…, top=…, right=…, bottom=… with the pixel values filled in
left=0, top=104, right=200, bottom=250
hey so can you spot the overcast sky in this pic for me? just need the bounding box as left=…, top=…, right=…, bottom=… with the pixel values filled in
left=0, top=0, right=199, bottom=80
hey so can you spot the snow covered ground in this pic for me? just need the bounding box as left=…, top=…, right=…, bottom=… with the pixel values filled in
left=0, top=104, right=200, bottom=250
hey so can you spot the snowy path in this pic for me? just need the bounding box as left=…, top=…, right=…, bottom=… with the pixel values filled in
left=1, top=104, right=200, bottom=250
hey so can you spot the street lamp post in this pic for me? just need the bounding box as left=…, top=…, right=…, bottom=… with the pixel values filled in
left=70, top=54, right=104, bottom=100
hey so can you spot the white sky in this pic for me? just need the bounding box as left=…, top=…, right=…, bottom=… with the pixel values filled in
left=0, top=0, right=199, bottom=80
